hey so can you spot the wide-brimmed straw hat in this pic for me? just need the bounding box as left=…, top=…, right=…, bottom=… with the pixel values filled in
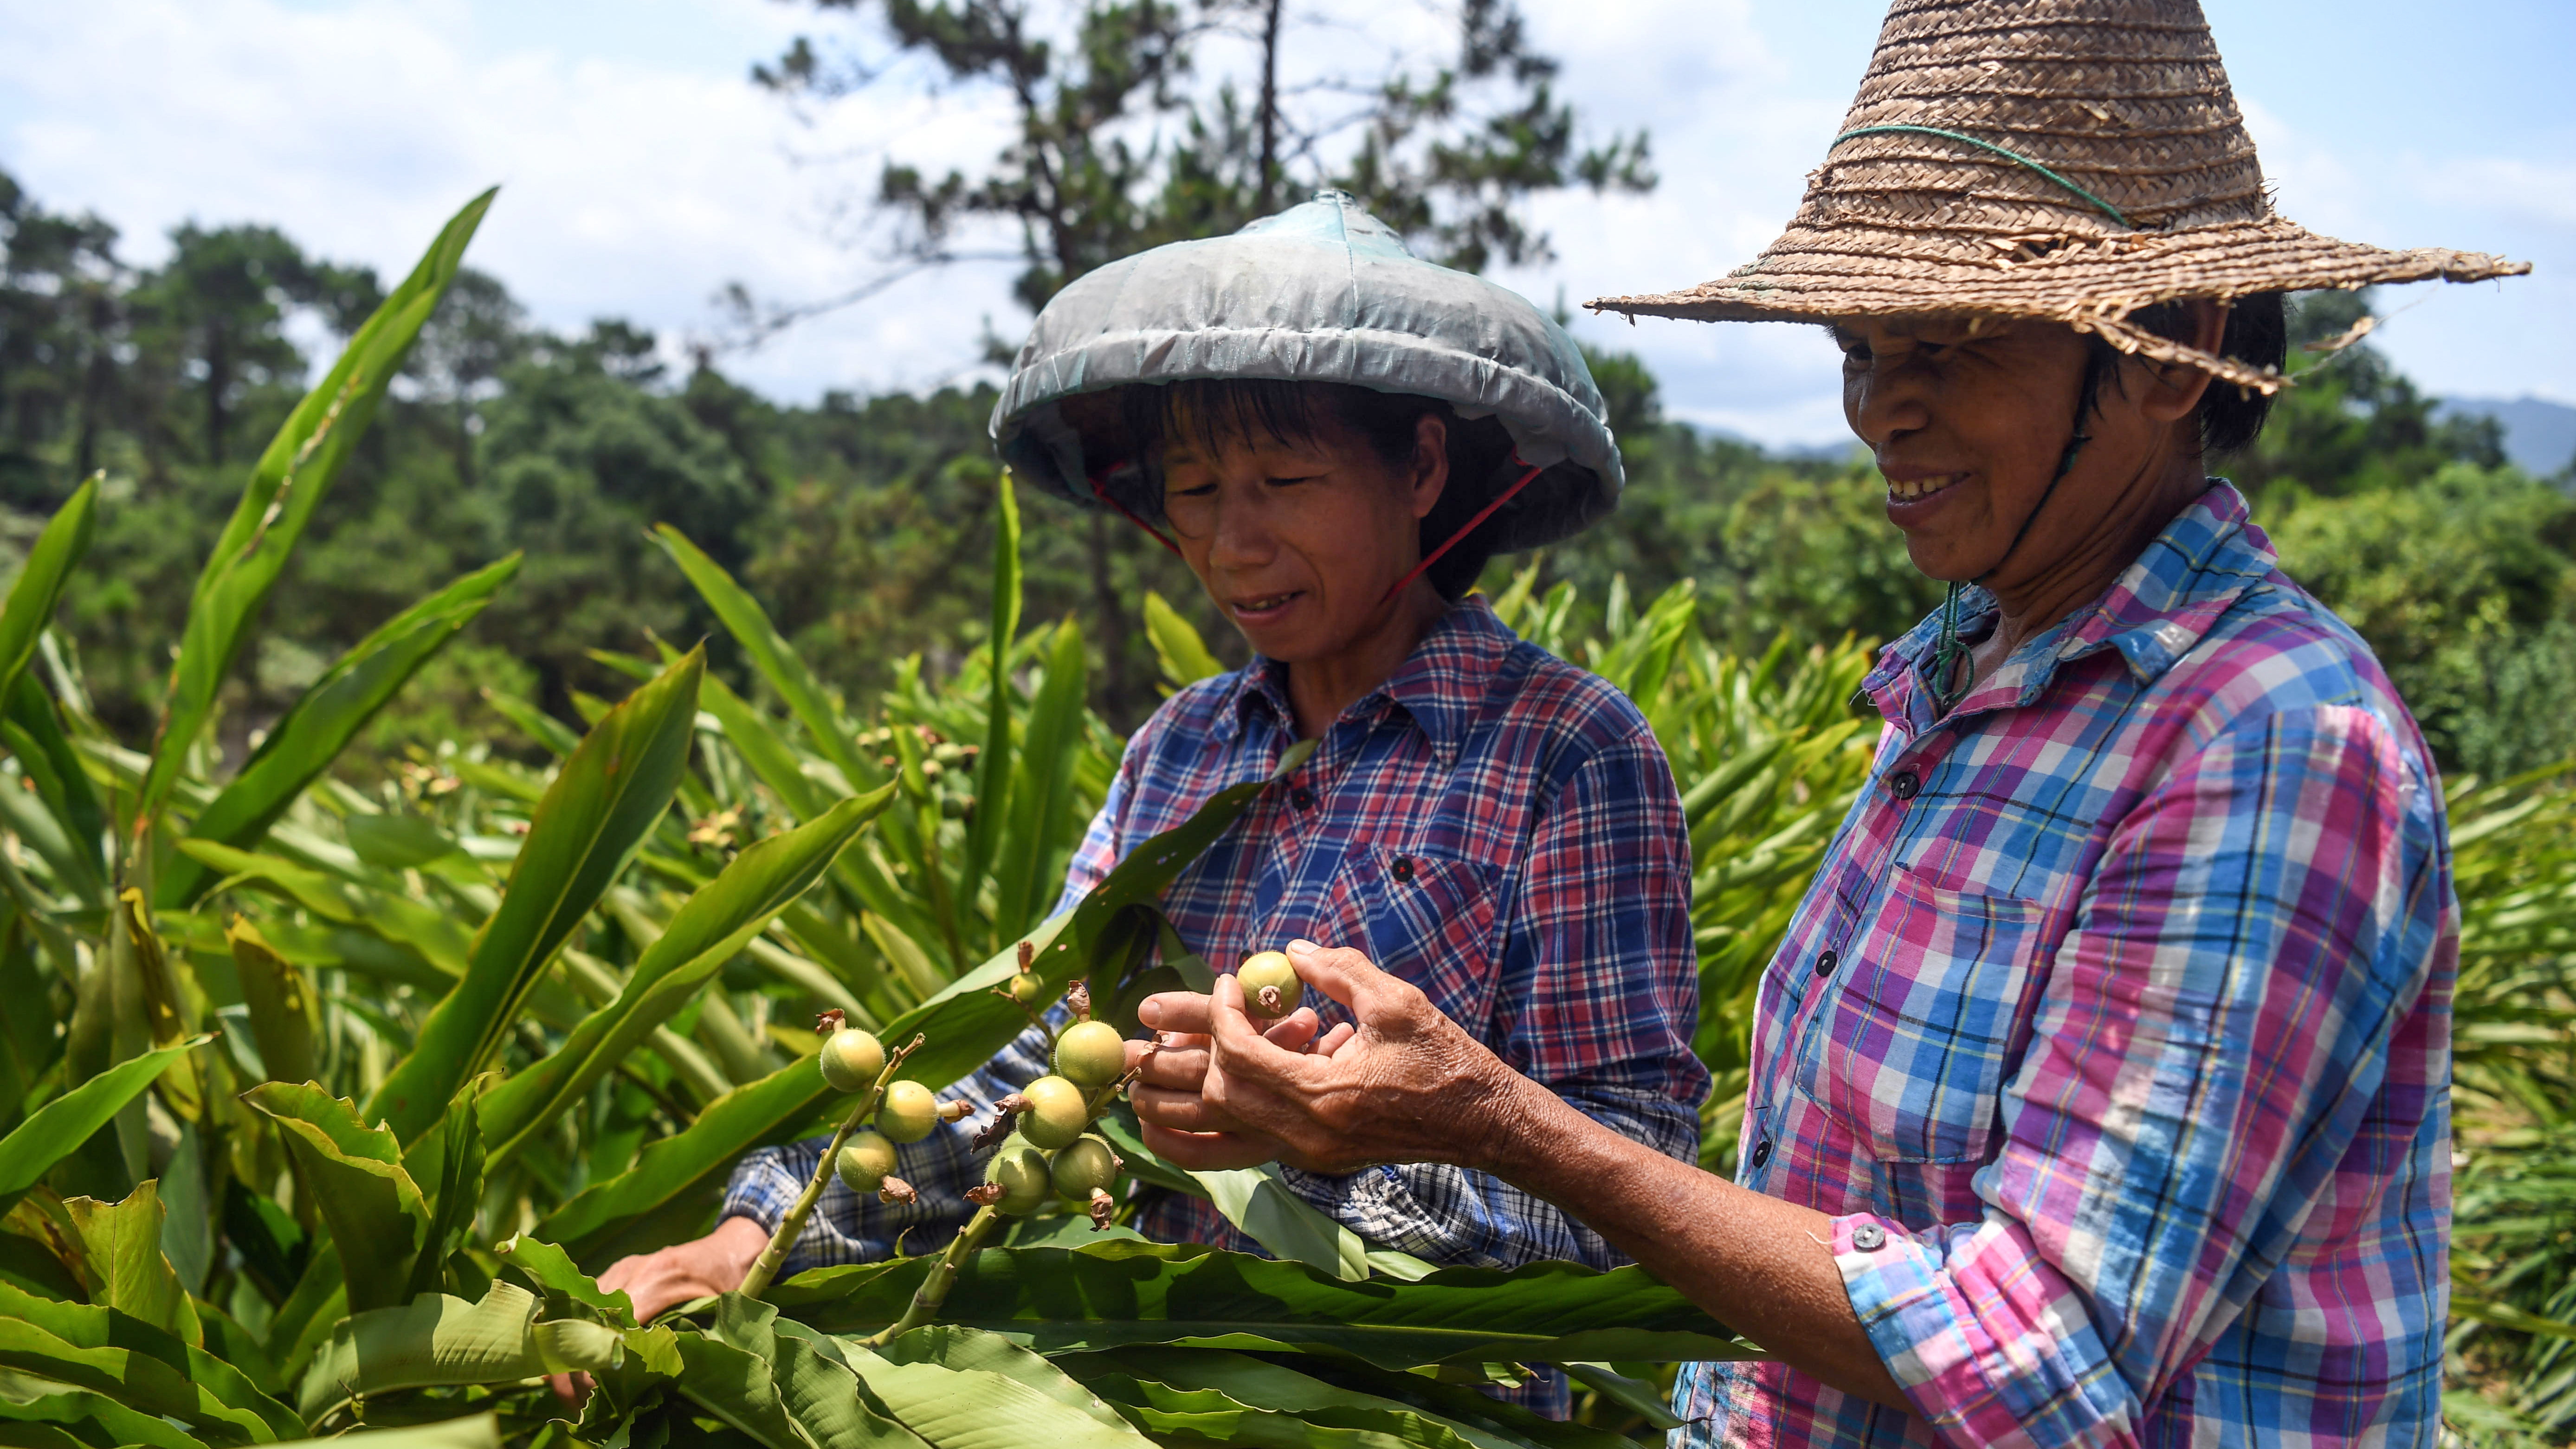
left=1588, top=0, right=2528, bottom=391
left=994, top=190, right=1620, bottom=553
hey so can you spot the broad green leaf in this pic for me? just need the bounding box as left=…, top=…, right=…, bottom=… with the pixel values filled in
left=0, top=1037, right=206, bottom=1217
left=478, top=787, right=889, bottom=1169
left=228, top=918, right=317, bottom=1085
left=670, top=1332, right=817, bottom=1449
left=1562, top=1362, right=1685, bottom=1431
left=62, top=1181, right=199, bottom=1346
left=369, top=649, right=704, bottom=1143
left=1063, top=1346, right=1604, bottom=1449
left=767, top=1241, right=1756, bottom=1368
left=403, top=1092, right=484, bottom=1301
left=242, top=1082, right=429, bottom=1314
left=494, top=1234, right=633, bottom=1325
left=268, top=1416, right=501, bottom=1449
left=1, top=676, right=108, bottom=903
left=0, top=1387, right=206, bottom=1449
left=158, top=556, right=519, bottom=907
left=865, top=1326, right=1138, bottom=1434
left=0, top=1280, right=300, bottom=1442
left=181, top=840, right=472, bottom=976
left=342, top=811, right=468, bottom=870
left=295, top=1280, right=622, bottom=1423
left=994, top=620, right=1086, bottom=936
left=705, top=1297, right=927, bottom=1448
left=654, top=523, right=874, bottom=792
left=139, top=189, right=494, bottom=828
left=1184, top=1163, right=1370, bottom=1283
left=700, top=672, right=824, bottom=820
left=484, top=688, right=580, bottom=758
left=962, top=470, right=1021, bottom=898
left=0, top=477, right=97, bottom=712
left=1142, top=591, right=1226, bottom=689
left=839, top=1343, right=1155, bottom=1449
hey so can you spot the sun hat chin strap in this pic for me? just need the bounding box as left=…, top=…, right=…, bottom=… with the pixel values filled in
left=1379, top=457, right=1546, bottom=605
left=1086, top=469, right=1188, bottom=561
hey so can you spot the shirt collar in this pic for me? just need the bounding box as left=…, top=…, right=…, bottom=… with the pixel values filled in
left=1865, top=480, right=2274, bottom=726
left=1211, top=594, right=1517, bottom=767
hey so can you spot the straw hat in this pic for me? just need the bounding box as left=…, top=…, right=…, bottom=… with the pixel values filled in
left=1588, top=0, right=2528, bottom=391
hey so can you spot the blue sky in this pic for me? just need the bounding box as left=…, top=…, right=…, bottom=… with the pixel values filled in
left=2, top=0, right=2565, bottom=449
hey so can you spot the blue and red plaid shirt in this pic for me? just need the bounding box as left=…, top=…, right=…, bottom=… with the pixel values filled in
left=1676, top=483, right=2456, bottom=1448
left=729, top=595, right=1708, bottom=1406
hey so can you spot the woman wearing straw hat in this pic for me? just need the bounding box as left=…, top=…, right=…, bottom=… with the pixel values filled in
left=1140, top=1, right=2525, bottom=1443
left=588, top=191, right=1709, bottom=1417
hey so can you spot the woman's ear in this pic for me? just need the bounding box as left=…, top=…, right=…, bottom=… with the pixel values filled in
left=1408, top=413, right=1451, bottom=521
left=2139, top=298, right=2228, bottom=426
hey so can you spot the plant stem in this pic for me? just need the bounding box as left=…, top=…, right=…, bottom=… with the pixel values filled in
left=740, top=1033, right=922, bottom=1300
left=863, top=1204, right=1001, bottom=1347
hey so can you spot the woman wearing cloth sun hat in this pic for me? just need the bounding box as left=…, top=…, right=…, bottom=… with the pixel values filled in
left=1131, top=1, right=2527, bottom=1444
left=589, top=190, right=1708, bottom=1418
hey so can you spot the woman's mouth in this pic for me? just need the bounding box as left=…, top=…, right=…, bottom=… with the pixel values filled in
left=1229, top=590, right=1304, bottom=623
left=1886, top=472, right=1967, bottom=502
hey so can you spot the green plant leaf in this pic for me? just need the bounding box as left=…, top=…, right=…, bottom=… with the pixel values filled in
left=0, top=477, right=97, bottom=714
left=138, top=189, right=495, bottom=829
left=1142, top=591, right=1226, bottom=689
left=478, top=787, right=891, bottom=1168
left=837, top=1340, right=1156, bottom=1449
left=994, top=621, right=1086, bottom=937
left=768, top=1241, right=1757, bottom=1368
left=654, top=523, right=874, bottom=793
left=864, top=1325, right=1141, bottom=1435
left=295, top=1280, right=622, bottom=1424
left=242, top=1082, right=430, bottom=1314
left=962, top=470, right=1023, bottom=911
left=0, top=1037, right=207, bottom=1217
left=1, top=675, right=107, bottom=903
left=0, top=1386, right=207, bottom=1449
left=493, top=1234, right=634, bottom=1325
left=228, top=917, right=317, bottom=1085
left=159, top=556, right=519, bottom=907
left=1060, top=1345, right=1626, bottom=1449
left=0, top=1280, right=301, bottom=1443
left=180, top=841, right=473, bottom=976
left=62, top=1180, right=199, bottom=1346
left=268, top=1415, right=502, bottom=1449
left=369, top=648, right=704, bottom=1144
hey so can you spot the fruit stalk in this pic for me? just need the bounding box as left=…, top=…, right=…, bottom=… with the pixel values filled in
left=862, top=1203, right=1001, bottom=1347
left=741, top=1032, right=923, bottom=1300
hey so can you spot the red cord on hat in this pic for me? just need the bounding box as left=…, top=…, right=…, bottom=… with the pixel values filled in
left=1380, top=458, right=1544, bottom=605
left=1087, top=470, right=1188, bottom=560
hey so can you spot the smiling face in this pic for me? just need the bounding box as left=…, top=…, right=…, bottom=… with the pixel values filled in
left=1157, top=405, right=1449, bottom=666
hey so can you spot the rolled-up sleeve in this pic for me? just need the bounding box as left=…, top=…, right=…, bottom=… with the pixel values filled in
left=1836, top=704, right=2451, bottom=1447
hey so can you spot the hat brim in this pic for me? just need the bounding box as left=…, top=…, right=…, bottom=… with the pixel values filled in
left=1588, top=217, right=2529, bottom=393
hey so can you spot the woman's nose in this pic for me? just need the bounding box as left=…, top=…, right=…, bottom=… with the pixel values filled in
left=1847, top=354, right=1932, bottom=447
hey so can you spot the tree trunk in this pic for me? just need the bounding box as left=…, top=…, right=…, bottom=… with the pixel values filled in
left=1257, top=0, right=1284, bottom=212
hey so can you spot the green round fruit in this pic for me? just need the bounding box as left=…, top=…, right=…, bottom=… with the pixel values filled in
left=835, top=1132, right=898, bottom=1193
left=1051, top=1136, right=1120, bottom=1201
left=984, top=1140, right=1052, bottom=1216
left=1019, top=1075, right=1091, bottom=1150
left=1006, top=972, right=1044, bottom=1006
left=1237, top=951, right=1303, bottom=1018
left=877, top=1080, right=940, bottom=1143
left=819, top=1027, right=887, bottom=1092
left=1053, top=1020, right=1127, bottom=1088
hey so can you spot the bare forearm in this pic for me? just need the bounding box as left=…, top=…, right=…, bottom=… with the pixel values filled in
left=1472, top=1077, right=1908, bottom=1413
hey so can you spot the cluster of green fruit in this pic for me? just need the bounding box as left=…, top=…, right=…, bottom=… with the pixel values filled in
left=812, top=963, right=1136, bottom=1229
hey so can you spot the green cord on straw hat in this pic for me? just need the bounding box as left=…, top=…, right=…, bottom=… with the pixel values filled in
left=1829, top=125, right=2132, bottom=229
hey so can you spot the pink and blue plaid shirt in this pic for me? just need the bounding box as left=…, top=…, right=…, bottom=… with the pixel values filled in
left=730, top=595, right=1708, bottom=1412
left=1676, top=483, right=2457, bottom=1448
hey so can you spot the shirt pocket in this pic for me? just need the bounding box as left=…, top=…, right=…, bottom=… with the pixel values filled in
left=1792, top=865, right=2044, bottom=1166
left=1314, top=844, right=1506, bottom=1039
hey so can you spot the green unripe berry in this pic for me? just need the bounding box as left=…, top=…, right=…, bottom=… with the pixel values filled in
left=835, top=1132, right=898, bottom=1193
left=1051, top=1136, right=1120, bottom=1201
left=1018, top=1075, right=1091, bottom=1150
left=877, top=1080, right=940, bottom=1143
left=984, top=1140, right=1052, bottom=1216
left=820, top=1027, right=887, bottom=1092
left=1238, top=950, right=1303, bottom=1018
left=1054, top=1020, right=1127, bottom=1088
left=1006, top=972, right=1044, bottom=1006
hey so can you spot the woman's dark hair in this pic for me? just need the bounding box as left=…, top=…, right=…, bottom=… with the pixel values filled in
left=2079, top=292, right=2288, bottom=456
left=1109, top=379, right=1517, bottom=600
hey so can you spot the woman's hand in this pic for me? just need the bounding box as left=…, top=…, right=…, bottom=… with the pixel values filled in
left=547, top=1215, right=765, bottom=1410
left=1191, top=939, right=1535, bottom=1176
left=1128, top=985, right=1355, bottom=1170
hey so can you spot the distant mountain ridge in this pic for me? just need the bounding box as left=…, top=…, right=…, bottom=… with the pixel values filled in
left=2438, top=396, right=2576, bottom=477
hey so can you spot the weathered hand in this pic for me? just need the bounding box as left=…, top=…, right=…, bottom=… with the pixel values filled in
left=1197, top=939, right=1529, bottom=1175
left=548, top=1216, right=765, bottom=1409
left=1129, top=992, right=1354, bottom=1169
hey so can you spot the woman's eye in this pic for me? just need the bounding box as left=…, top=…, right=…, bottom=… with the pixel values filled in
left=1264, top=474, right=1320, bottom=489
left=1169, top=483, right=1217, bottom=499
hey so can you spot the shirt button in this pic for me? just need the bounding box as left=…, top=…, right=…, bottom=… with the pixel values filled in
left=1290, top=786, right=1316, bottom=809
left=1749, top=1138, right=1772, bottom=1169
left=1390, top=856, right=1415, bottom=883
left=1814, top=949, right=1840, bottom=979
left=1851, top=1223, right=1887, bottom=1252
left=1889, top=769, right=1920, bottom=800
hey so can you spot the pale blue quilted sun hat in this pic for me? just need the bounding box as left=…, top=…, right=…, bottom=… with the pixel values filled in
left=992, top=190, right=1623, bottom=556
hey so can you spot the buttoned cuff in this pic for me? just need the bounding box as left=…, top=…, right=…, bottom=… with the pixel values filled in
left=1830, top=1211, right=2128, bottom=1449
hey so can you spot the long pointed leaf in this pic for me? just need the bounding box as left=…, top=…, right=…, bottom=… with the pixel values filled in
left=994, top=620, right=1085, bottom=936
left=962, top=471, right=1022, bottom=900
left=139, top=189, right=495, bottom=826
left=0, top=477, right=97, bottom=711
left=243, top=1082, right=430, bottom=1314
left=368, top=649, right=704, bottom=1143
left=653, top=523, right=877, bottom=793
left=478, top=787, right=891, bottom=1168
left=159, top=555, right=520, bottom=906
left=295, top=1281, right=622, bottom=1423
left=0, top=1037, right=207, bottom=1217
